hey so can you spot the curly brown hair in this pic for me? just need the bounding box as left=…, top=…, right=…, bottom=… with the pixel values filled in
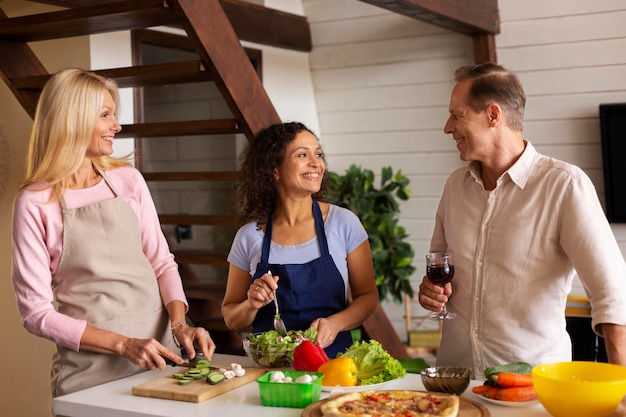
left=236, top=122, right=329, bottom=227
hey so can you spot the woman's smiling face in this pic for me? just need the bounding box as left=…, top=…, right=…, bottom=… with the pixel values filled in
left=275, top=130, right=325, bottom=198
left=86, top=89, right=121, bottom=158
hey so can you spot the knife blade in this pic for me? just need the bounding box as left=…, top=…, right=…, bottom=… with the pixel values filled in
left=165, top=360, right=195, bottom=368
left=164, top=357, right=225, bottom=370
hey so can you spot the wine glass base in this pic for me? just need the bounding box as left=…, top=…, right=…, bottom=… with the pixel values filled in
left=432, top=311, right=456, bottom=320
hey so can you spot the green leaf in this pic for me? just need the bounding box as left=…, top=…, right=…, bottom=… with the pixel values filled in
left=327, top=165, right=416, bottom=303
left=381, top=166, right=392, bottom=184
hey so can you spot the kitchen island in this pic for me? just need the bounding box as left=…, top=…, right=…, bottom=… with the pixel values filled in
left=53, top=353, right=552, bottom=417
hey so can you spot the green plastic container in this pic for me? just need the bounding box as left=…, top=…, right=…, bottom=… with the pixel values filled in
left=257, top=371, right=324, bottom=408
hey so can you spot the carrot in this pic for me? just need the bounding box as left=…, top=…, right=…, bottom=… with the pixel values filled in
left=471, top=385, right=492, bottom=395
left=482, top=386, right=504, bottom=399
left=491, top=372, right=533, bottom=387
left=495, top=386, right=537, bottom=402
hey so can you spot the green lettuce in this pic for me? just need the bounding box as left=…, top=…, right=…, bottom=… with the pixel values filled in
left=338, top=339, right=407, bottom=385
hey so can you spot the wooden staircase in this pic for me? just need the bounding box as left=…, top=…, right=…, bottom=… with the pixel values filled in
left=0, top=0, right=411, bottom=359
left=0, top=0, right=291, bottom=355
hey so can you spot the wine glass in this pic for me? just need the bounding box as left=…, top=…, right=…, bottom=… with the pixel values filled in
left=426, top=252, right=456, bottom=320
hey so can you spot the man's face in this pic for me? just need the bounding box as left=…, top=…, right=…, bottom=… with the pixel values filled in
left=443, top=80, right=492, bottom=162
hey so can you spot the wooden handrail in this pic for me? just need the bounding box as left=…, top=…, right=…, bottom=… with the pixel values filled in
left=11, top=61, right=211, bottom=89
left=117, top=119, right=241, bottom=138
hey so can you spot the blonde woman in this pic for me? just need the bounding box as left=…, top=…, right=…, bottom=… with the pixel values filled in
left=11, top=68, right=214, bottom=397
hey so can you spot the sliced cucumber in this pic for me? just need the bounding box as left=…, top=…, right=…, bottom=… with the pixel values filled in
left=172, top=366, right=212, bottom=382
left=207, top=371, right=226, bottom=385
left=484, top=362, right=533, bottom=379
left=195, top=358, right=211, bottom=369
left=178, top=378, right=193, bottom=386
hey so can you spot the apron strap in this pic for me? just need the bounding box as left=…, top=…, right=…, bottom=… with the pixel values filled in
left=312, top=199, right=330, bottom=257
left=260, top=210, right=273, bottom=264
left=98, top=169, right=122, bottom=197
left=59, top=169, right=120, bottom=210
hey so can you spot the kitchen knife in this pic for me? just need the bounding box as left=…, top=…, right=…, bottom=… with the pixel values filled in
left=163, top=356, right=226, bottom=370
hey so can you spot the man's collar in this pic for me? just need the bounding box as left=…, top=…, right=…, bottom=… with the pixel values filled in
left=463, top=141, right=536, bottom=189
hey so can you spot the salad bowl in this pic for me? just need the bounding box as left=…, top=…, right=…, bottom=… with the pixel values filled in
left=244, top=329, right=314, bottom=368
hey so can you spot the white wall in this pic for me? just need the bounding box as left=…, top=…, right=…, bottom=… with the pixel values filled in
left=302, top=0, right=626, bottom=339
left=90, top=32, right=136, bottom=158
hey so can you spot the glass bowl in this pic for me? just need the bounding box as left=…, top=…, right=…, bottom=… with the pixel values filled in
left=242, top=333, right=301, bottom=368
left=420, top=366, right=471, bottom=395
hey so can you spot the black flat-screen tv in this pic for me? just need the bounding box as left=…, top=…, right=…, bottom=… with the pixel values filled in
left=600, top=103, right=626, bottom=222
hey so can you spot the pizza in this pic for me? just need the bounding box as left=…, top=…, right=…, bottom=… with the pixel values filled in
left=320, top=390, right=460, bottom=417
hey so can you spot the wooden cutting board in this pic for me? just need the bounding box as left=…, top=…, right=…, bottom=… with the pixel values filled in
left=132, top=367, right=267, bottom=403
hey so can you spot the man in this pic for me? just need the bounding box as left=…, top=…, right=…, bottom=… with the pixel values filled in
left=419, top=63, right=626, bottom=378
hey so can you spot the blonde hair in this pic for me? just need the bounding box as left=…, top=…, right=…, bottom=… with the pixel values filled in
left=21, top=68, right=132, bottom=201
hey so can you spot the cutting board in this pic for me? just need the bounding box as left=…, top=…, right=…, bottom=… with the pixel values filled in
left=132, top=367, right=267, bottom=403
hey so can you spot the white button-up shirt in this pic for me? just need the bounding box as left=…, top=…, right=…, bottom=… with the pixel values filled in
left=432, top=141, right=626, bottom=378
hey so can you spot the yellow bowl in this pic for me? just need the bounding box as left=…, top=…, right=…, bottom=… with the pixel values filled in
left=532, top=361, right=626, bottom=417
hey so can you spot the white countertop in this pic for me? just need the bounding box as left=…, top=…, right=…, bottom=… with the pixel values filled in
left=53, top=353, right=552, bottom=417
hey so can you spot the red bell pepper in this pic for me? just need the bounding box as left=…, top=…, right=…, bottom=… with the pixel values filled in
left=292, top=340, right=329, bottom=372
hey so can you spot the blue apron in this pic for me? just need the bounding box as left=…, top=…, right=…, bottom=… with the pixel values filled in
left=251, top=199, right=352, bottom=358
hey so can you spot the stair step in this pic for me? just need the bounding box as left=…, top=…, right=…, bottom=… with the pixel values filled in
left=143, top=171, right=240, bottom=182
left=159, top=214, right=239, bottom=227
left=0, top=0, right=178, bottom=42
left=117, top=119, right=241, bottom=138
left=11, top=60, right=211, bottom=90
left=173, top=249, right=229, bottom=266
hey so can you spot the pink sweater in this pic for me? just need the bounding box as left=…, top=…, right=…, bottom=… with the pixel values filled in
left=12, top=167, right=187, bottom=351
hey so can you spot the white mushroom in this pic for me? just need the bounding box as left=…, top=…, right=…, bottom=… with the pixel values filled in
left=269, top=371, right=285, bottom=382
left=295, top=374, right=313, bottom=384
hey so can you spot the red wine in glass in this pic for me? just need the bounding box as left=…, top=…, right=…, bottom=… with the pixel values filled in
left=426, top=264, right=455, bottom=286
left=426, top=252, right=456, bottom=320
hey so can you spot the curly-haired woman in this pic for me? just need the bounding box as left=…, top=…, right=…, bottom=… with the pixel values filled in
left=221, top=122, right=378, bottom=358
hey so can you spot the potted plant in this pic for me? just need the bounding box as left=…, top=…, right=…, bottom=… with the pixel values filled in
left=327, top=164, right=415, bottom=304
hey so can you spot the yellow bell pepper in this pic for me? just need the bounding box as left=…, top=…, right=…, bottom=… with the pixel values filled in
left=317, top=357, right=358, bottom=387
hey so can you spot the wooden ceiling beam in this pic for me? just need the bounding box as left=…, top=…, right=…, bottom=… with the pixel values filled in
left=358, top=0, right=499, bottom=36
left=473, top=32, right=497, bottom=64
left=25, top=0, right=311, bottom=52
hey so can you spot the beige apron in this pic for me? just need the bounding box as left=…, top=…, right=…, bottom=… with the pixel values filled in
left=51, top=170, right=176, bottom=397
